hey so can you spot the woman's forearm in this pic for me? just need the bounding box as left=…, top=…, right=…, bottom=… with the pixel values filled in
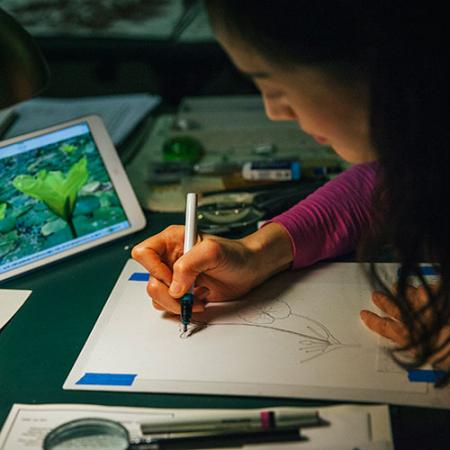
left=239, top=222, right=293, bottom=287
left=269, top=162, right=379, bottom=268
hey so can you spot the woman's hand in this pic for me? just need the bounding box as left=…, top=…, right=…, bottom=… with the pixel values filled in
left=360, top=285, right=450, bottom=370
left=132, top=223, right=293, bottom=315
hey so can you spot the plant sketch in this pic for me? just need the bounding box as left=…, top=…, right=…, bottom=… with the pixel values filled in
left=180, top=299, right=356, bottom=363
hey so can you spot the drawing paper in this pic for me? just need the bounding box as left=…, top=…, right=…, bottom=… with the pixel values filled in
left=64, top=260, right=449, bottom=408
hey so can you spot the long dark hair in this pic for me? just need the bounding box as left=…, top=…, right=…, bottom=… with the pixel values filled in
left=204, top=0, right=449, bottom=384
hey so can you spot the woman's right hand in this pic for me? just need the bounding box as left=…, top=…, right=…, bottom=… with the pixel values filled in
left=131, top=223, right=293, bottom=315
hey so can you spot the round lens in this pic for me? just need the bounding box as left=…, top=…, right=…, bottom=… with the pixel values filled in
left=43, top=418, right=129, bottom=450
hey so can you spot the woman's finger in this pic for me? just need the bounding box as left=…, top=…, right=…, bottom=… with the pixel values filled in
left=132, top=244, right=173, bottom=287
left=147, top=277, right=205, bottom=314
left=132, top=226, right=187, bottom=286
left=371, top=291, right=402, bottom=320
left=153, top=297, right=205, bottom=314
left=194, top=285, right=210, bottom=301
left=147, top=277, right=181, bottom=314
left=152, top=299, right=166, bottom=311
left=360, top=310, right=408, bottom=345
left=378, top=285, right=437, bottom=325
left=169, top=239, right=224, bottom=298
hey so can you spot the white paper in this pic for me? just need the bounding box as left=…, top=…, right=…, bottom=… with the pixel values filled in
left=64, top=260, right=450, bottom=408
left=4, top=94, right=161, bottom=146
left=0, top=289, right=32, bottom=330
left=0, top=403, right=392, bottom=450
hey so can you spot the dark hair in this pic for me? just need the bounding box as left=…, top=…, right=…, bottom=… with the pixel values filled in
left=205, top=0, right=449, bottom=384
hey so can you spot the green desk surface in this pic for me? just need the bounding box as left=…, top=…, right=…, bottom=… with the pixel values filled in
left=0, top=211, right=449, bottom=449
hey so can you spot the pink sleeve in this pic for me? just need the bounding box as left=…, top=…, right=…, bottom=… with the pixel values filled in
left=267, top=162, right=380, bottom=268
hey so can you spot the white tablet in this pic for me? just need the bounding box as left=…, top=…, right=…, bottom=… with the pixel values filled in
left=0, top=115, right=146, bottom=282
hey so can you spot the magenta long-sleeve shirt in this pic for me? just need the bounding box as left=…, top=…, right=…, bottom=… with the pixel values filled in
left=268, top=162, right=380, bottom=268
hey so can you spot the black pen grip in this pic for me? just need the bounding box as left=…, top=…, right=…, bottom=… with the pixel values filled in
left=180, top=293, right=193, bottom=328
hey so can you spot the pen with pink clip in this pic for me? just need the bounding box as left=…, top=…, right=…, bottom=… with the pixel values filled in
left=141, top=410, right=321, bottom=434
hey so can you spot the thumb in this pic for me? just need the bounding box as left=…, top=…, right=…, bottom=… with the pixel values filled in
left=169, top=239, right=220, bottom=297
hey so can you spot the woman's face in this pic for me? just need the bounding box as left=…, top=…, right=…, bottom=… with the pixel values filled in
left=216, top=29, right=377, bottom=164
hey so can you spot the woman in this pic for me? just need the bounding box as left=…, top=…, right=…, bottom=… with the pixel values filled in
left=132, top=1, right=449, bottom=381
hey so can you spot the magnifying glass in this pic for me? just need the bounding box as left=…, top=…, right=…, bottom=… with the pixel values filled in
left=43, top=418, right=153, bottom=450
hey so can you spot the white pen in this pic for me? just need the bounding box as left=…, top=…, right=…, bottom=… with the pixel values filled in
left=141, top=410, right=321, bottom=434
left=180, top=192, right=198, bottom=332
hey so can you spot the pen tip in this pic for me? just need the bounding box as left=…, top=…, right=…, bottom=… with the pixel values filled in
left=183, top=324, right=188, bottom=333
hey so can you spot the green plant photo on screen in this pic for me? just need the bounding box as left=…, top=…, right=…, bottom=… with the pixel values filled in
left=12, top=157, right=89, bottom=238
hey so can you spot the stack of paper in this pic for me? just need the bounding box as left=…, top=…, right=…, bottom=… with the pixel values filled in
left=3, top=94, right=160, bottom=146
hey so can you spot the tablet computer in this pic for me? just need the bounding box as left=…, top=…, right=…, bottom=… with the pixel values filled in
left=0, top=115, right=146, bottom=282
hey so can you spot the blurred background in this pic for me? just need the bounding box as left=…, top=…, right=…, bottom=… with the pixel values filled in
left=1, top=0, right=257, bottom=104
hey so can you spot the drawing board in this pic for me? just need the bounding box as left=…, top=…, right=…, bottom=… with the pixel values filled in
left=64, top=260, right=449, bottom=408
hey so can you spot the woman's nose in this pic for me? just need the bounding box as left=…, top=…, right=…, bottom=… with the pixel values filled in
left=262, top=95, right=297, bottom=121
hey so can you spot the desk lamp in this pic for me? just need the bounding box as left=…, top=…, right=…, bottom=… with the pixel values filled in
left=0, top=7, right=49, bottom=108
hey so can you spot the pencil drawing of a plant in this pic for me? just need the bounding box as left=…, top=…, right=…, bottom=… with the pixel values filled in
left=187, top=299, right=355, bottom=363
left=238, top=300, right=350, bottom=362
left=12, top=157, right=89, bottom=239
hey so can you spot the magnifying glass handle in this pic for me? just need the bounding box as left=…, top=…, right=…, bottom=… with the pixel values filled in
left=128, top=441, right=159, bottom=450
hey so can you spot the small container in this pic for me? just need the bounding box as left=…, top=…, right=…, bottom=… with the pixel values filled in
left=242, top=160, right=301, bottom=181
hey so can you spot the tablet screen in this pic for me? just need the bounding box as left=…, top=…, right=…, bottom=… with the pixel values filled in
left=0, top=121, right=131, bottom=277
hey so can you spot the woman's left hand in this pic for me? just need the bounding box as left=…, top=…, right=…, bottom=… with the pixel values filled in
left=360, top=285, right=450, bottom=370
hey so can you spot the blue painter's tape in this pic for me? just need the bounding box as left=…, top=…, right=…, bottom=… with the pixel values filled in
left=407, top=369, right=446, bottom=383
left=419, top=265, right=438, bottom=276
left=76, top=373, right=137, bottom=386
left=129, top=272, right=150, bottom=282
left=397, top=265, right=438, bottom=279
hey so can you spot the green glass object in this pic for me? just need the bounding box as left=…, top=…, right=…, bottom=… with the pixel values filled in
left=162, top=135, right=204, bottom=164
